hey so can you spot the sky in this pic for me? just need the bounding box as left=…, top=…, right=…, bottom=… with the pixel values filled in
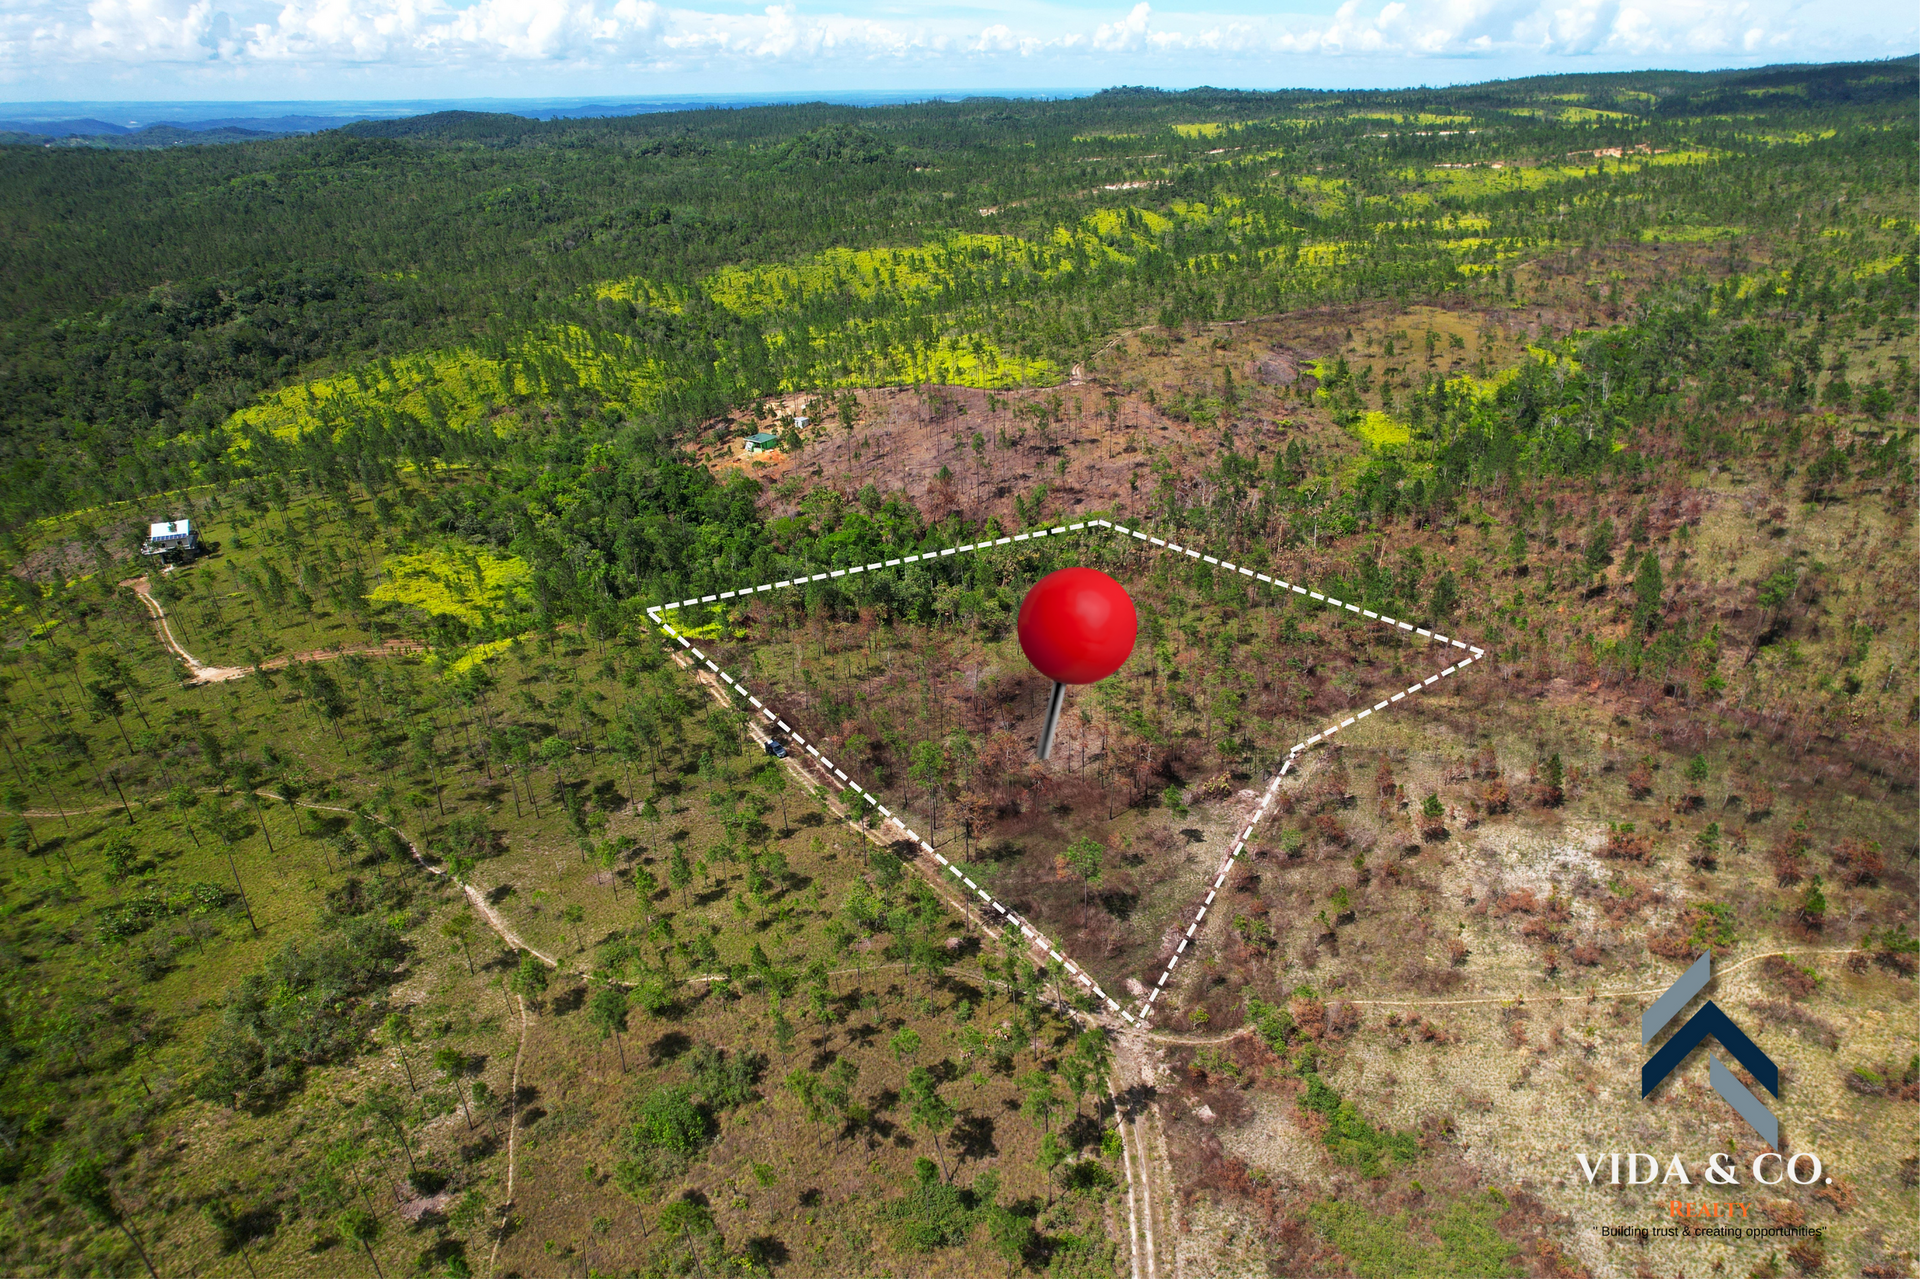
left=1, top=0, right=1914, bottom=102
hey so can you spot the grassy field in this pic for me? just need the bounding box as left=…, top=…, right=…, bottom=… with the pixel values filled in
left=0, top=572, right=1140, bottom=1277
left=2, top=64, right=1915, bottom=1278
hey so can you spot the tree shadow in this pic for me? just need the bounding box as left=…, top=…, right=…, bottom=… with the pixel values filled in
left=206, top=1198, right=281, bottom=1255
left=1061, top=1160, right=1117, bottom=1193
left=647, top=1031, right=692, bottom=1067
left=953, top=1113, right=997, bottom=1161
left=1062, top=1112, right=1104, bottom=1153
left=744, top=1236, right=789, bottom=1269
left=941, top=977, right=985, bottom=1008
left=458, top=1134, right=499, bottom=1163
left=1112, top=1081, right=1156, bottom=1122
left=416, top=1240, right=468, bottom=1273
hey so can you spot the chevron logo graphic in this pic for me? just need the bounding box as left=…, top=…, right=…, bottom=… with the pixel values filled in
left=1641, top=953, right=1780, bottom=1147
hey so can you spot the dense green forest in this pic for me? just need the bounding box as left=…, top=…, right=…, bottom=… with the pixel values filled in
left=2, top=59, right=1913, bottom=539
left=0, top=57, right=1915, bottom=1279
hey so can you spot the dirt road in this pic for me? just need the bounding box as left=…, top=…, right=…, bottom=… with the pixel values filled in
left=123, top=574, right=418, bottom=684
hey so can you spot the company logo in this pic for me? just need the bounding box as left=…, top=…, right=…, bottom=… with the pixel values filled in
left=1641, top=952, right=1778, bottom=1146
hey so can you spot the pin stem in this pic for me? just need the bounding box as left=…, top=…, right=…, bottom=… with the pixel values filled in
left=1038, top=681, right=1067, bottom=760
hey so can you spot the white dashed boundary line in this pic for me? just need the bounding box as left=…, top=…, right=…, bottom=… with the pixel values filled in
left=646, top=518, right=1485, bottom=1026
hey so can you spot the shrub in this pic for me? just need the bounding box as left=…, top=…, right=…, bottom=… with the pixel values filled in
left=1534, top=754, right=1565, bottom=808
left=1690, top=822, right=1721, bottom=870
left=1626, top=758, right=1654, bottom=799
left=192, top=915, right=406, bottom=1113
left=1493, top=889, right=1539, bottom=917
left=1245, top=997, right=1295, bottom=1051
left=885, top=1158, right=973, bottom=1251
left=1307, top=1195, right=1520, bottom=1279
left=1233, top=913, right=1277, bottom=953
left=1288, top=995, right=1327, bottom=1040
left=1297, top=1073, right=1419, bottom=1178
left=1602, top=823, right=1653, bottom=862
left=1785, top=1240, right=1825, bottom=1274
left=1798, top=877, right=1827, bottom=930
left=688, top=1044, right=764, bottom=1111
left=1867, top=924, right=1918, bottom=976
left=629, top=1085, right=712, bottom=1158
left=1831, top=838, right=1884, bottom=887
left=1769, top=831, right=1810, bottom=885
left=1762, top=955, right=1821, bottom=1000
left=1470, top=746, right=1499, bottom=780
left=1649, top=902, right=1736, bottom=961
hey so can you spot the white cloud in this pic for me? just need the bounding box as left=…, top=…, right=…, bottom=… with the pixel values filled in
left=236, top=0, right=670, bottom=65
left=77, top=0, right=225, bottom=59
left=0, top=0, right=1911, bottom=90
left=971, top=23, right=1039, bottom=55
left=1092, top=2, right=1152, bottom=53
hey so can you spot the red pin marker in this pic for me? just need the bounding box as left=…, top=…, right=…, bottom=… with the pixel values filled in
left=1017, top=567, right=1138, bottom=760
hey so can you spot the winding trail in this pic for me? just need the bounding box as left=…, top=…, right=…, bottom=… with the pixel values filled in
left=110, top=571, right=1868, bottom=1279
left=122, top=574, right=419, bottom=684
left=486, top=994, right=530, bottom=1279
left=107, top=532, right=1436, bottom=1279
left=40, top=777, right=1878, bottom=1279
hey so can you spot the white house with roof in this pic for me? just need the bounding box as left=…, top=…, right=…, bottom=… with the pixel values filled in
left=142, top=519, right=200, bottom=558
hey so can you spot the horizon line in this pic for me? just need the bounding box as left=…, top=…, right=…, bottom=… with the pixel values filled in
left=4, top=54, right=1914, bottom=112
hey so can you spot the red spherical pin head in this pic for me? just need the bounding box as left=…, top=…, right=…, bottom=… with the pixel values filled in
left=1017, top=568, right=1137, bottom=686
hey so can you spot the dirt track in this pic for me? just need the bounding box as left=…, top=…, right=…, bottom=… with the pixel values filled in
left=123, top=574, right=419, bottom=684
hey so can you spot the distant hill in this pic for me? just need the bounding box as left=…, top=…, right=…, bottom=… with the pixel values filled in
left=0, top=117, right=133, bottom=136
left=0, top=115, right=351, bottom=146
left=342, top=110, right=543, bottom=141
left=0, top=121, right=283, bottom=148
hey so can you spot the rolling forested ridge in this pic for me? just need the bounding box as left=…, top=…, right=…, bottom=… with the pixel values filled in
left=3, top=61, right=1914, bottom=538
left=0, top=57, right=1916, bottom=1279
